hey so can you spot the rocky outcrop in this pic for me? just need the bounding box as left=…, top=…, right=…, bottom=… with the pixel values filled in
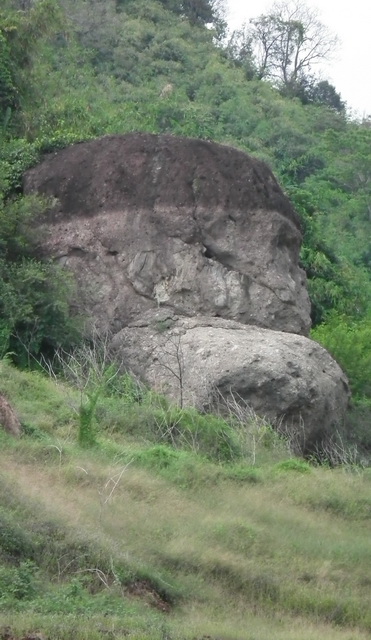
left=24, top=133, right=311, bottom=336
left=111, top=312, right=349, bottom=453
left=0, top=394, right=22, bottom=438
left=23, top=134, right=350, bottom=450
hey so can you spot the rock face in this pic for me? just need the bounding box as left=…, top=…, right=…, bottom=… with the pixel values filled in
left=24, top=133, right=350, bottom=450
left=24, top=133, right=311, bottom=335
left=111, top=312, right=349, bottom=453
left=0, top=394, right=22, bottom=438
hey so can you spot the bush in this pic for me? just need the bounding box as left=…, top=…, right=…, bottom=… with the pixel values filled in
left=312, top=312, right=371, bottom=398
left=0, top=561, right=39, bottom=603
left=0, top=191, right=82, bottom=364
left=275, top=458, right=312, bottom=473
left=148, top=406, right=241, bottom=462
left=0, top=509, right=35, bottom=562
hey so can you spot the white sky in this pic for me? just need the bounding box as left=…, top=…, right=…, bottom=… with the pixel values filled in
left=226, top=0, right=371, bottom=118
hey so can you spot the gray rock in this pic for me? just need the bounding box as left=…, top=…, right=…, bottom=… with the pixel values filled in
left=111, top=313, right=350, bottom=453
left=24, top=133, right=311, bottom=335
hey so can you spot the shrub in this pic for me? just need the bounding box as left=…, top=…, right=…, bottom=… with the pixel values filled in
left=134, top=444, right=183, bottom=470
left=275, top=458, right=312, bottom=473
left=312, top=312, right=371, bottom=398
left=0, top=193, right=81, bottom=364
left=0, top=560, right=39, bottom=603
left=0, top=509, right=35, bottom=562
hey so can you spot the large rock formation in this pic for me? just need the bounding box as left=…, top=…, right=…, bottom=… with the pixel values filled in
left=24, top=133, right=311, bottom=336
left=0, top=393, right=22, bottom=438
left=24, top=134, right=349, bottom=450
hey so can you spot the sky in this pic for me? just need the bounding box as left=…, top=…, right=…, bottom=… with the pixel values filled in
left=226, top=0, right=371, bottom=118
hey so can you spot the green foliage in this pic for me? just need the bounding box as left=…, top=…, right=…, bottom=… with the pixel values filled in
left=222, top=464, right=262, bottom=483
left=300, top=79, right=345, bottom=112
left=0, top=561, right=39, bottom=603
left=0, top=138, right=39, bottom=195
left=78, top=393, right=99, bottom=448
left=0, top=357, right=75, bottom=434
left=299, top=244, right=371, bottom=325
left=0, top=509, right=35, bottom=562
left=148, top=407, right=241, bottom=462
left=0, top=249, right=80, bottom=365
left=300, top=125, right=371, bottom=277
left=312, top=313, right=371, bottom=398
left=98, top=394, right=242, bottom=463
left=135, top=443, right=184, bottom=470
left=0, top=147, right=80, bottom=365
left=0, top=0, right=64, bottom=133
left=275, top=458, right=312, bottom=473
left=0, top=31, right=16, bottom=118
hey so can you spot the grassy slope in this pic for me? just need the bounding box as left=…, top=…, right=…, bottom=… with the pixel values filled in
left=0, top=360, right=371, bottom=639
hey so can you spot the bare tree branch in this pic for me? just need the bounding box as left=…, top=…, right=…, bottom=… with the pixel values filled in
left=246, top=1, right=339, bottom=89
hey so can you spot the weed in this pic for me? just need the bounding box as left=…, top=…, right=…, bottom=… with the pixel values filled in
left=78, top=392, right=99, bottom=447
left=212, top=389, right=291, bottom=464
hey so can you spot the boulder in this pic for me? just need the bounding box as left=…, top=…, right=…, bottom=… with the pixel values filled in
left=111, top=312, right=350, bottom=453
left=24, top=133, right=311, bottom=336
left=0, top=393, right=22, bottom=438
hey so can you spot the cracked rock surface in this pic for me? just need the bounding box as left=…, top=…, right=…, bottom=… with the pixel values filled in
left=24, top=133, right=310, bottom=335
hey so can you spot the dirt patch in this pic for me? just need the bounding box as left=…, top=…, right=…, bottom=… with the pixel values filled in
left=125, top=578, right=172, bottom=612
left=0, top=630, right=46, bottom=640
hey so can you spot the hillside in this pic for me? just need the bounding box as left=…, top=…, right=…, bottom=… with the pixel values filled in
left=1, top=359, right=371, bottom=640
left=1, top=1, right=371, bottom=637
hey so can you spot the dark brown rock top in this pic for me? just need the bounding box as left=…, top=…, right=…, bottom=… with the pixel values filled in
left=24, top=133, right=300, bottom=226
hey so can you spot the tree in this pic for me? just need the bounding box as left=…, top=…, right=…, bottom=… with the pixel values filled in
left=244, top=1, right=339, bottom=93
left=293, top=78, right=345, bottom=112
left=224, top=24, right=256, bottom=79
left=307, top=80, right=345, bottom=111
left=159, top=0, right=226, bottom=31
left=0, top=0, right=63, bottom=127
left=0, top=31, right=16, bottom=120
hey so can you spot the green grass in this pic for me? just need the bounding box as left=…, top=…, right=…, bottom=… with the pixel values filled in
left=0, top=359, right=371, bottom=639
